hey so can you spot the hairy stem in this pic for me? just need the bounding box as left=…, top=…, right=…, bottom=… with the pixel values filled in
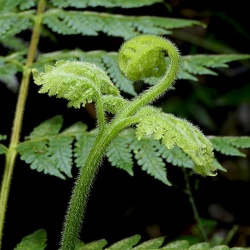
left=60, top=119, right=130, bottom=250
left=0, top=0, right=45, bottom=248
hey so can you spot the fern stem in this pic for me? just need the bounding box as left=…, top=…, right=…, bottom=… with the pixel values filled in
left=60, top=121, right=124, bottom=250
left=0, top=1, right=46, bottom=248
left=183, top=168, right=208, bottom=242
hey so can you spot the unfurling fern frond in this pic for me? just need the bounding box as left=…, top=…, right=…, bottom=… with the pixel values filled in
left=43, top=10, right=203, bottom=39
left=135, top=107, right=216, bottom=176
left=50, top=0, right=163, bottom=9
left=209, top=136, right=250, bottom=157
left=32, top=60, right=120, bottom=108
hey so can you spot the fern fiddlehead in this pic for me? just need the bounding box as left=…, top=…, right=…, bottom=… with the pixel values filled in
left=116, top=35, right=180, bottom=117
left=33, top=35, right=216, bottom=250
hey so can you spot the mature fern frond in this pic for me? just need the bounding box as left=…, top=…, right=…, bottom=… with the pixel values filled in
left=106, top=134, right=134, bottom=176
left=0, top=12, right=34, bottom=39
left=0, top=147, right=7, bottom=155
left=135, top=107, right=216, bottom=176
left=0, top=54, right=24, bottom=91
left=32, top=60, right=120, bottom=108
left=130, top=137, right=171, bottom=186
left=17, top=115, right=88, bottom=179
left=14, top=229, right=47, bottom=250
left=48, top=136, right=74, bottom=178
left=0, top=36, right=28, bottom=52
left=209, top=136, right=250, bottom=157
left=107, top=234, right=141, bottom=250
left=50, top=0, right=163, bottom=9
left=74, top=134, right=96, bottom=168
left=18, top=115, right=250, bottom=183
left=15, top=229, right=250, bottom=250
left=75, top=238, right=108, bottom=250
left=133, top=237, right=165, bottom=250
left=43, top=10, right=203, bottom=39
left=18, top=0, right=38, bottom=10
left=179, top=54, right=250, bottom=81
left=0, top=0, right=23, bottom=12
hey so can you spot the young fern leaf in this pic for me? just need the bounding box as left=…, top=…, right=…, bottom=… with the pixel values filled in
left=32, top=60, right=120, bottom=109
left=135, top=107, right=216, bottom=176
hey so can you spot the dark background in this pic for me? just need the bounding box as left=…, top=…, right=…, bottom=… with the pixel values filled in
left=0, top=0, right=250, bottom=249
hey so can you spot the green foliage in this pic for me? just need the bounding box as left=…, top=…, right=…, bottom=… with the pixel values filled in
left=209, top=136, right=250, bottom=157
left=1, top=0, right=250, bottom=249
left=0, top=11, right=34, bottom=39
left=43, top=10, right=202, bottom=39
left=33, top=51, right=250, bottom=96
left=130, top=137, right=170, bottom=185
left=17, top=115, right=87, bottom=179
left=14, top=229, right=250, bottom=250
left=16, top=115, right=250, bottom=185
left=0, top=135, right=7, bottom=155
left=50, top=0, right=163, bottom=8
left=14, top=229, right=47, bottom=250
left=179, top=54, right=250, bottom=81
left=106, top=134, right=134, bottom=176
